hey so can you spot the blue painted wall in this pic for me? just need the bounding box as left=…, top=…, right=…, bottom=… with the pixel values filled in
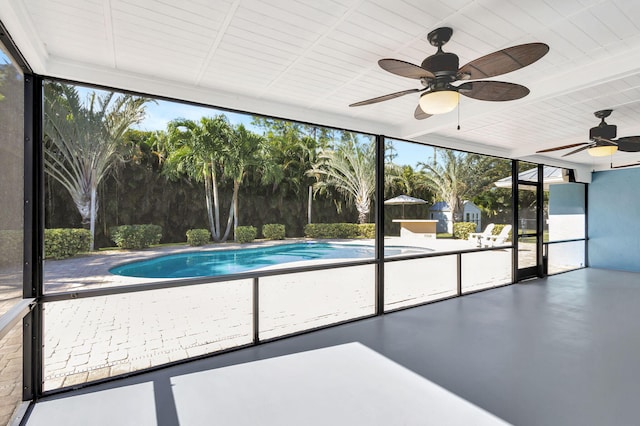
left=549, top=183, right=585, bottom=216
left=589, top=168, right=640, bottom=271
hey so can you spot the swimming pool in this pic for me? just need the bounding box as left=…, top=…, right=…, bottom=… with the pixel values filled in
left=109, top=242, right=424, bottom=279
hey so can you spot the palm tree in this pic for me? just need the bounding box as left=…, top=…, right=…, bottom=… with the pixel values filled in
left=308, top=136, right=378, bottom=224
left=164, top=115, right=233, bottom=242
left=43, top=83, right=149, bottom=250
left=225, top=124, right=266, bottom=239
left=418, top=149, right=497, bottom=225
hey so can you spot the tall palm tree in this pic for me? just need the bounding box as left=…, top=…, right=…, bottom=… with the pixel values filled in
left=164, top=115, right=233, bottom=242
left=225, top=124, right=266, bottom=239
left=418, top=149, right=497, bottom=225
left=44, top=83, right=149, bottom=250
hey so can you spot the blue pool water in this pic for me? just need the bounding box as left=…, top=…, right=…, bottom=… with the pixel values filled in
left=109, top=242, right=422, bottom=279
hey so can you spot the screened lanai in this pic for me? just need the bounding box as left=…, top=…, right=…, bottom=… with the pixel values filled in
left=2, top=1, right=640, bottom=425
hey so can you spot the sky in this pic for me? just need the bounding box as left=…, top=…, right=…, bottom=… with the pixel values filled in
left=137, top=92, right=436, bottom=168
left=72, top=83, right=432, bottom=168
left=135, top=98, right=255, bottom=132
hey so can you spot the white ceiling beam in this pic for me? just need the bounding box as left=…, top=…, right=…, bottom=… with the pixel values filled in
left=0, top=0, right=49, bottom=73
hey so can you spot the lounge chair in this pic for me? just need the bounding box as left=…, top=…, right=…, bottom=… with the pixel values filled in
left=467, top=223, right=495, bottom=247
left=481, top=225, right=512, bottom=247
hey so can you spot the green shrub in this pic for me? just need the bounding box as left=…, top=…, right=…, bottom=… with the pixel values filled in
left=110, top=224, right=162, bottom=249
left=491, top=224, right=513, bottom=241
left=236, top=226, right=257, bottom=243
left=44, top=228, right=92, bottom=259
left=262, top=223, right=285, bottom=240
left=357, top=223, right=376, bottom=239
left=453, top=222, right=477, bottom=240
left=186, top=228, right=211, bottom=246
left=304, top=223, right=360, bottom=239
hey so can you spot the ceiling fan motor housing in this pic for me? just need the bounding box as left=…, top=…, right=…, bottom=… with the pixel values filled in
left=421, top=53, right=459, bottom=76
left=590, top=123, right=617, bottom=140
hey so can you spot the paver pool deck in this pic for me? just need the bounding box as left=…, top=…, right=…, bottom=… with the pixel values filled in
left=33, top=238, right=520, bottom=391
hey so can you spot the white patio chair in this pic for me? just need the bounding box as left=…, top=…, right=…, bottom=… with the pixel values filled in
left=481, top=225, right=512, bottom=248
left=467, top=223, right=495, bottom=247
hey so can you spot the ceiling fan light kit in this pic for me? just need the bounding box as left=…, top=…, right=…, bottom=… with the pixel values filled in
left=419, top=90, right=459, bottom=114
left=587, top=145, right=618, bottom=157
left=349, top=27, right=549, bottom=120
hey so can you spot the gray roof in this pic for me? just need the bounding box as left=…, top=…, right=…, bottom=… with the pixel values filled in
left=494, top=166, right=566, bottom=188
left=429, top=200, right=477, bottom=212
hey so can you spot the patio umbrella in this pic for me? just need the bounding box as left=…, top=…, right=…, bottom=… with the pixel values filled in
left=384, top=194, right=427, bottom=218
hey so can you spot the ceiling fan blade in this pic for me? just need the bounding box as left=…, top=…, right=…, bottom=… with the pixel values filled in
left=611, top=161, right=640, bottom=169
left=591, top=136, right=617, bottom=146
left=378, top=59, right=435, bottom=80
left=615, top=136, right=640, bottom=152
left=562, top=144, right=594, bottom=157
left=458, top=43, right=549, bottom=80
left=349, top=88, right=421, bottom=107
left=414, top=104, right=432, bottom=120
left=536, top=143, right=588, bottom=153
left=457, top=81, right=529, bottom=101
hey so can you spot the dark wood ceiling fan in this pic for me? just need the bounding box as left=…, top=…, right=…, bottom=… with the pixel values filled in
left=536, top=109, right=640, bottom=157
left=349, top=27, right=549, bottom=119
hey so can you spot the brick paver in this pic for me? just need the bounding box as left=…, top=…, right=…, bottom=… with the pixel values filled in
left=0, top=321, right=23, bottom=425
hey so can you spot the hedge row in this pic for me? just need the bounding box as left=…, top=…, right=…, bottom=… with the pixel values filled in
left=110, top=224, right=162, bottom=249
left=358, top=223, right=375, bottom=239
left=303, top=223, right=375, bottom=239
left=186, top=228, right=210, bottom=246
left=452, top=222, right=477, bottom=240
left=491, top=224, right=512, bottom=241
left=452, top=222, right=512, bottom=241
left=45, top=228, right=91, bottom=259
left=236, top=226, right=257, bottom=243
left=262, top=223, right=285, bottom=240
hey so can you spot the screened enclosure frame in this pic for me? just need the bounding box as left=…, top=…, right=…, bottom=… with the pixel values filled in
left=0, top=22, right=587, bottom=408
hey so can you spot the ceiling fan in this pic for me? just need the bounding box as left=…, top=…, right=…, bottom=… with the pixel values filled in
left=349, top=27, right=549, bottom=119
left=536, top=109, right=640, bottom=157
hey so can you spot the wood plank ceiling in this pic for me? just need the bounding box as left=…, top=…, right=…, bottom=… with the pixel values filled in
left=2, top=0, right=640, bottom=174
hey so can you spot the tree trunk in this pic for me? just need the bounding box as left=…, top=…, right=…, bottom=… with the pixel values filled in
left=450, top=196, right=464, bottom=229
left=233, top=180, right=240, bottom=240
left=356, top=195, right=369, bottom=224
left=203, top=165, right=217, bottom=241
left=308, top=185, right=312, bottom=224
left=89, top=170, right=98, bottom=251
left=211, top=157, right=221, bottom=240
left=221, top=200, right=234, bottom=242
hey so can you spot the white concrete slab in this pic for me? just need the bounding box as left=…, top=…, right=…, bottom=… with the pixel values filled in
left=170, top=342, right=510, bottom=425
left=26, top=382, right=157, bottom=426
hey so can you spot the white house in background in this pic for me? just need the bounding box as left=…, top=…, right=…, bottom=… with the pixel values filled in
left=429, top=201, right=482, bottom=234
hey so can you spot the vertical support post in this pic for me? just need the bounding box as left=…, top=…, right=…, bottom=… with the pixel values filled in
left=456, top=253, right=462, bottom=296
left=511, top=160, right=519, bottom=283
left=307, top=185, right=312, bottom=225
left=584, top=183, right=589, bottom=267
left=375, top=135, right=385, bottom=315
left=536, top=164, right=545, bottom=277
left=23, top=73, right=44, bottom=400
left=252, top=277, right=259, bottom=344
